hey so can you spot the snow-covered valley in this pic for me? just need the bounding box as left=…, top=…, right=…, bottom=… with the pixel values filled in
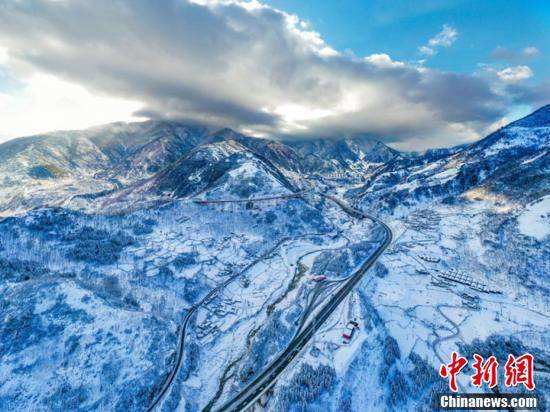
left=0, top=106, right=548, bottom=411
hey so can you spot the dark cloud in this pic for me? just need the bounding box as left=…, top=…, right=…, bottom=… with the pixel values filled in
left=505, top=80, right=550, bottom=107
left=0, top=0, right=542, bottom=148
left=490, top=46, right=540, bottom=63
left=410, top=72, right=505, bottom=122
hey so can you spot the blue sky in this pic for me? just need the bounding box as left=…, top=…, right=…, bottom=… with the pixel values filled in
left=265, top=0, right=548, bottom=75
left=0, top=0, right=548, bottom=149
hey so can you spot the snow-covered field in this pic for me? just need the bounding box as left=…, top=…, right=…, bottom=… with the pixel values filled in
left=518, top=195, right=550, bottom=240
left=0, top=108, right=548, bottom=411
left=261, top=198, right=549, bottom=411
left=0, top=187, right=387, bottom=411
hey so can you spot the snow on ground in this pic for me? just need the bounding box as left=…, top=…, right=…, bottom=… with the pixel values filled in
left=517, top=195, right=550, bottom=240
left=371, top=201, right=549, bottom=394
left=484, top=126, right=550, bottom=156
left=0, top=183, right=388, bottom=411
left=262, top=195, right=549, bottom=411
left=0, top=194, right=333, bottom=410
left=521, top=150, right=547, bottom=165
left=429, top=167, right=458, bottom=184
left=0, top=278, right=177, bottom=410
left=171, top=197, right=380, bottom=410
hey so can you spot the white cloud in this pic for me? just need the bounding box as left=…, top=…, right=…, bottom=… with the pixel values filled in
left=429, top=24, right=458, bottom=47
left=0, top=1, right=508, bottom=149
left=0, top=46, right=8, bottom=65
left=364, top=53, right=405, bottom=68
left=0, top=74, right=143, bottom=141
left=522, top=46, right=540, bottom=58
left=420, top=24, right=458, bottom=56
left=419, top=46, right=436, bottom=56
left=496, top=66, right=534, bottom=83
left=491, top=45, right=541, bottom=62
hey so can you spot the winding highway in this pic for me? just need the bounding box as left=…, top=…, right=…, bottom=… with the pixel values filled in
left=147, top=192, right=392, bottom=412
left=147, top=235, right=299, bottom=411
left=215, top=195, right=393, bottom=412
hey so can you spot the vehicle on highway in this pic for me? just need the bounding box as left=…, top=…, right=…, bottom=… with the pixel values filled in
left=215, top=196, right=393, bottom=412
left=342, top=319, right=359, bottom=343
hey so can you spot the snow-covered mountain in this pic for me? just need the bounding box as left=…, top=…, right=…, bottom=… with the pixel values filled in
left=0, top=121, right=398, bottom=215
left=142, top=139, right=296, bottom=200
left=353, top=104, right=549, bottom=210
left=0, top=106, right=548, bottom=411
left=289, top=135, right=398, bottom=164
left=0, top=121, right=210, bottom=183
left=0, top=122, right=396, bottom=186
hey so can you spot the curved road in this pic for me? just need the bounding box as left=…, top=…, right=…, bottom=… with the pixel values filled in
left=215, top=196, right=393, bottom=412
left=147, top=235, right=299, bottom=411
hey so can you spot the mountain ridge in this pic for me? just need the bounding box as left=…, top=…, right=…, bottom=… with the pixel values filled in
left=0, top=105, right=548, bottom=411
left=0, top=120, right=398, bottom=183
left=353, top=104, right=549, bottom=211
